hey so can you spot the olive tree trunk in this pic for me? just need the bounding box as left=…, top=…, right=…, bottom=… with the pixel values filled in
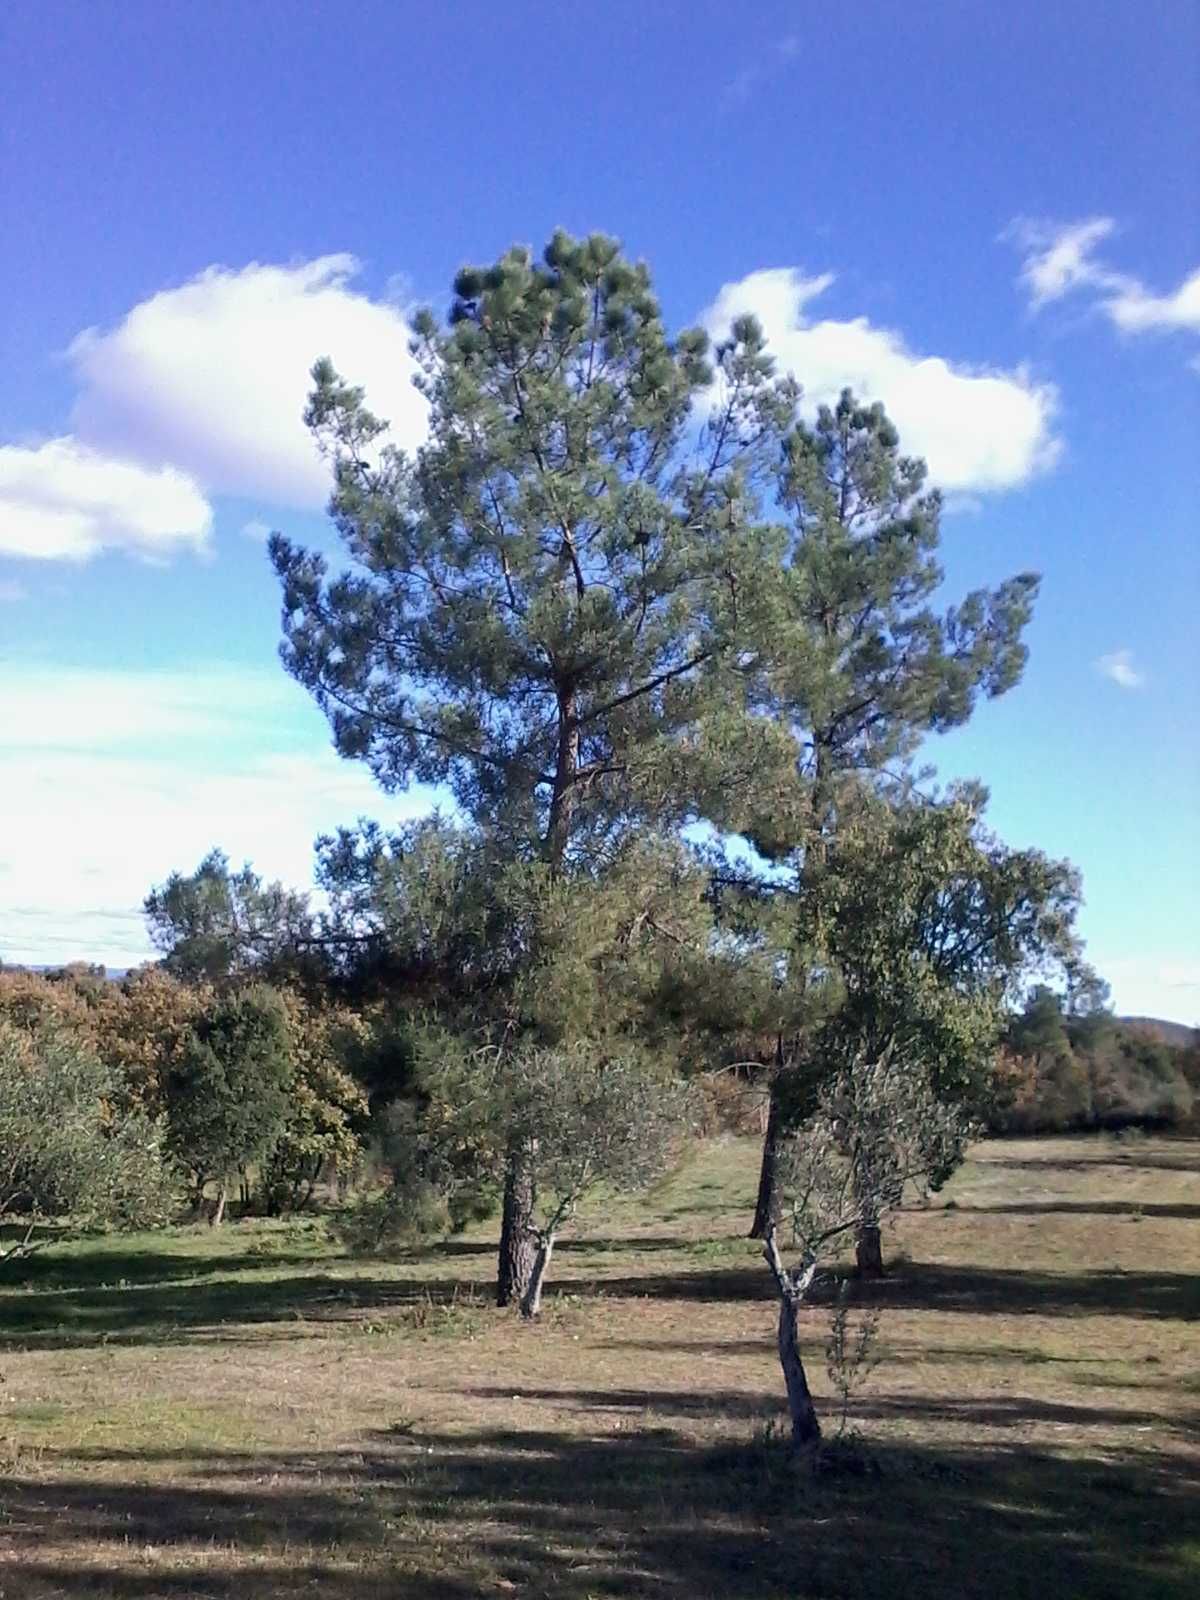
left=519, top=1231, right=556, bottom=1320
left=209, top=1180, right=228, bottom=1228
left=763, top=1229, right=822, bottom=1454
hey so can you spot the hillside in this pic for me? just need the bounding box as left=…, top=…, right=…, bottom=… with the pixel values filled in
left=1120, top=1016, right=1197, bottom=1048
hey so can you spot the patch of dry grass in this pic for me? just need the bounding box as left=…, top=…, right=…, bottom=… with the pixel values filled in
left=0, top=1134, right=1197, bottom=1597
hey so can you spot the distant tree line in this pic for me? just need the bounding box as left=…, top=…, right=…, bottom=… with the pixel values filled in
left=994, top=987, right=1196, bottom=1133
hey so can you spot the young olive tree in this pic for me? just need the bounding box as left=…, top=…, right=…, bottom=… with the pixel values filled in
left=0, top=1021, right=177, bottom=1265
left=269, top=230, right=797, bottom=1304
left=495, top=1044, right=695, bottom=1318
left=390, top=1039, right=694, bottom=1318
left=764, top=1055, right=968, bottom=1455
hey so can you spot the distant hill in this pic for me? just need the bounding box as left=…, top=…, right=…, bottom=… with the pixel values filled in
left=1118, top=1016, right=1197, bottom=1049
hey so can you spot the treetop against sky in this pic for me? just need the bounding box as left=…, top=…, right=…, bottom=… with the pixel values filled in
left=0, top=1, right=1196, bottom=1021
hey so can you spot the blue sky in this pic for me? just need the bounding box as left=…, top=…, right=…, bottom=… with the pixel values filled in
left=2, top=1, right=1197, bottom=1020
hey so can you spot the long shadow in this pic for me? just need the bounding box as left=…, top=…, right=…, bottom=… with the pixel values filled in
left=5, top=1249, right=1196, bottom=1352
left=579, top=1259, right=1200, bottom=1320
left=949, top=1201, right=1200, bottom=1219
left=457, top=1383, right=1200, bottom=1439
left=0, top=1270, right=488, bottom=1351
left=981, top=1153, right=1199, bottom=1176
left=430, top=1232, right=695, bottom=1261
left=2, top=1239, right=333, bottom=1290
left=2, top=1426, right=1198, bottom=1598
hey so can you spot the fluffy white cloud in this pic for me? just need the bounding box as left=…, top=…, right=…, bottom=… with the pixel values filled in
left=0, top=437, right=211, bottom=561
left=703, top=270, right=1060, bottom=493
left=1095, top=648, right=1145, bottom=690
left=68, top=255, right=429, bottom=510
left=0, top=665, right=437, bottom=969
left=1010, top=217, right=1200, bottom=344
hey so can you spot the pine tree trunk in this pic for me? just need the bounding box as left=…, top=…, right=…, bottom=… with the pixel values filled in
left=520, top=1233, right=555, bottom=1320
left=497, top=1156, right=536, bottom=1308
left=855, top=1219, right=884, bottom=1278
left=209, top=1181, right=228, bottom=1228
left=777, top=1292, right=822, bottom=1453
left=750, top=1081, right=783, bottom=1239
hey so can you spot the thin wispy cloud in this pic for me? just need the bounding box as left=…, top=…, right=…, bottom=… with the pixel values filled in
left=1095, top=648, right=1145, bottom=690
left=1008, top=217, right=1200, bottom=360
left=722, top=33, right=800, bottom=107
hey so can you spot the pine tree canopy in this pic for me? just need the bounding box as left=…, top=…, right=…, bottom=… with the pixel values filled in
left=271, top=231, right=798, bottom=869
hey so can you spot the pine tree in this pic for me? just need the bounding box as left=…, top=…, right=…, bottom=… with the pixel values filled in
left=737, top=390, right=1041, bottom=1236
left=270, top=232, right=796, bottom=1301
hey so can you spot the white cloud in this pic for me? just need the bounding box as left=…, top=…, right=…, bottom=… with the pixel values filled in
left=722, top=32, right=800, bottom=106
left=0, top=665, right=293, bottom=751
left=1105, top=269, right=1200, bottom=335
left=1009, top=217, right=1120, bottom=308
left=703, top=269, right=1060, bottom=493
left=1095, top=648, right=1145, bottom=689
left=0, top=437, right=211, bottom=561
left=68, top=255, right=429, bottom=511
left=0, top=665, right=437, bottom=969
left=242, top=518, right=273, bottom=542
left=1010, top=217, right=1200, bottom=346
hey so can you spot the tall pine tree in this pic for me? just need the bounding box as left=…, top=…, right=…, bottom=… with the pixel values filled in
left=270, top=232, right=796, bottom=1301
left=735, top=390, right=1040, bottom=1235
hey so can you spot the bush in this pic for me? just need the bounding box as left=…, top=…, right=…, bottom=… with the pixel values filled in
left=163, top=986, right=293, bottom=1219
left=0, top=1020, right=178, bottom=1261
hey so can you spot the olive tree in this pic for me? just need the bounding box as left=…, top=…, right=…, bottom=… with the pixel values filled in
left=385, top=1039, right=694, bottom=1318
left=0, top=1020, right=177, bottom=1265
left=764, top=1055, right=968, bottom=1455
left=494, top=1043, right=695, bottom=1318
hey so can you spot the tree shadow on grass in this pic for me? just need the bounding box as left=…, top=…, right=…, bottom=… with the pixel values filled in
left=457, top=1383, right=1200, bottom=1441
left=947, top=1201, right=1200, bottom=1219
left=980, top=1152, right=1199, bottom=1176
left=578, top=1259, right=1200, bottom=1320
left=4, top=1248, right=1197, bottom=1352
left=0, top=1270, right=492, bottom=1352
left=3, top=1425, right=1198, bottom=1599
left=0, top=1237, right=334, bottom=1291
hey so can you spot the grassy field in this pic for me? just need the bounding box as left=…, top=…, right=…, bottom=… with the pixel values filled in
left=0, top=1134, right=1197, bottom=1599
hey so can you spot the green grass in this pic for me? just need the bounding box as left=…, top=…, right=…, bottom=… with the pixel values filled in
left=0, top=1133, right=1197, bottom=1597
